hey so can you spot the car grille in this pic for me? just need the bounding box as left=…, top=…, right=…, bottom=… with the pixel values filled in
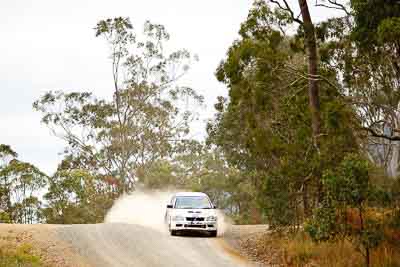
left=186, top=217, right=205, bottom=221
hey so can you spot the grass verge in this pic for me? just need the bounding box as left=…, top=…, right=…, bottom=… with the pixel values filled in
left=239, top=230, right=400, bottom=267
left=0, top=231, right=43, bottom=267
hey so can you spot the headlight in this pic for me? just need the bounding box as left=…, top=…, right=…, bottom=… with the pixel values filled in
left=207, top=216, right=217, bottom=221
left=172, top=215, right=185, bottom=221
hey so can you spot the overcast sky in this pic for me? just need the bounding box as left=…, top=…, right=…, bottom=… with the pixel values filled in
left=0, top=0, right=343, bottom=174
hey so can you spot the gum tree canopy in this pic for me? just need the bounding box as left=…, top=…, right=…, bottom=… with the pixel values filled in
left=34, top=18, right=203, bottom=193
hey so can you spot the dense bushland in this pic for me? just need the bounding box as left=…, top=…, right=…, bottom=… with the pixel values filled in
left=1, top=0, right=400, bottom=265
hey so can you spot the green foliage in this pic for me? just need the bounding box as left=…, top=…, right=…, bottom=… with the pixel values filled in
left=0, top=243, right=41, bottom=267
left=351, top=0, right=400, bottom=48
left=0, top=1, right=398, bottom=245
left=323, top=154, right=370, bottom=205
left=0, top=144, right=18, bottom=159
left=44, top=167, right=116, bottom=224
left=319, top=1, right=400, bottom=178
left=184, top=149, right=259, bottom=224
left=305, top=198, right=337, bottom=242
left=33, top=18, right=201, bottom=194
left=261, top=174, right=297, bottom=228
left=0, top=144, right=47, bottom=224
left=27, top=17, right=206, bottom=224
left=377, top=17, right=400, bottom=44
left=94, top=17, right=133, bottom=38
left=0, top=211, right=11, bottom=223
left=138, top=160, right=180, bottom=190
left=306, top=154, right=391, bottom=266
left=209, top=1, right=358, bottom=227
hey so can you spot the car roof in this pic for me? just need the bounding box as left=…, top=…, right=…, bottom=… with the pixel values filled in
left=174, top=192, right=208, bottom=197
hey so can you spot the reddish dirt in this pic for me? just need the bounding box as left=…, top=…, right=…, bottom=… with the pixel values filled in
left=0, top=224, right=89, bottom=267
left=223, top=225, right=279, bottom=267
left=1, top=224, right=273, bottom=267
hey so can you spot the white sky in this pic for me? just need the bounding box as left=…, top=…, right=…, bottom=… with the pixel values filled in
left=0, top=0, right=343, bottom=174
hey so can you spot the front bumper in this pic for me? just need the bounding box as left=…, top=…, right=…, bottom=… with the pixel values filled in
left=170, top=220, right=217, bottom=231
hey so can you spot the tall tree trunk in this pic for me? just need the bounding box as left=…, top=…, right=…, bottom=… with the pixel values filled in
left=298, top=0, right=321, bottom=147
left=298, top=0, right=322, bottom=215
left=303, top=181, right=310, bottom=217
left=359, top=206, right=370, bottom=267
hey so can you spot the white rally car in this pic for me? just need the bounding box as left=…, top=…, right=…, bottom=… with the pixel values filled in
left=165, top=192, right=218, bottom=237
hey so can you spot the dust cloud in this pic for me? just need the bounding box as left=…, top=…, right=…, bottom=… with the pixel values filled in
left=215, top=209, right=232, bottom=236
left=104, top=190, right=232, bottom=236
left=104, top=190, right=173, bottom=232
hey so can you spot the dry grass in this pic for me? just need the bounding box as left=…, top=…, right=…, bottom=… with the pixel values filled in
left=0, top=224, right=91, bottom=267
left=0, top=231, right=42, bottom=267
left=282, top=234, right=361, bottom=267
left=239, top=231, right=400, bottom=267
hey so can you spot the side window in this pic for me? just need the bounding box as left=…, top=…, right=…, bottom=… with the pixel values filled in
left=170, top=197, right=176, bottom=208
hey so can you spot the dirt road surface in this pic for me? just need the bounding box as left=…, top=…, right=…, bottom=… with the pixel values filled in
left=57, top=223, right=250, bottom=267
left=1, top=224, right=267, bottom=267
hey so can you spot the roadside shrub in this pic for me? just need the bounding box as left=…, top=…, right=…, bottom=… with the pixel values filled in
left=306, top=153, right=390, bottom=267
left=0, top=243, right=41, bottom=267
left=305, top=197, right=338, bottom=242
left=0, top=211, right=11, bottom=223
left=260, top=174, right=298, bottom=229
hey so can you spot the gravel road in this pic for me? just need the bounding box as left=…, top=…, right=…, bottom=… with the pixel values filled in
left=56, top=223, right=251, bottom=267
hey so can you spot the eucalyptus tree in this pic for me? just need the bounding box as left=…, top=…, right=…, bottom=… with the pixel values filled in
left=0, top=144, right=47, bottom=223
left=245, top=0, right=351, bottom=217
left=350, top=0, right=400, bottom=175
left=43, top=167, right=115, bottom=224
left=0, top=144, right=17, bottom=222
left=315, top=0, right=400, bottom=176
left=210, top=1, right=358, bottom=224
left=265, top=0, right=349, bottom=149
left=34, top=18, right=202, bottom=193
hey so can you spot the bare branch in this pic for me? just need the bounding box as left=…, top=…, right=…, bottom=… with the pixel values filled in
left=363, top=127, right=400, bottom=141
left=315, top=0, right=350, bottom=16
left=282, top=64, right=343, bottom=92
left=269, top=0, right=303, bottom=25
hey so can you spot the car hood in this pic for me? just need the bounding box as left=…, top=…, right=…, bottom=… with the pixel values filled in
left=171, top=209, right=217, bottom=217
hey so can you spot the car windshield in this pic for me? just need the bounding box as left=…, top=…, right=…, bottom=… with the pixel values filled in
left=174, top=196, right=212, bottom=209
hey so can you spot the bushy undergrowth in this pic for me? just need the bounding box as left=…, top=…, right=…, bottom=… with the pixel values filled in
left=242, top=231, right=400, bottom=267
left=0, top=239, right=42, bottom=267
left=283, top=232, right=400, bottom=267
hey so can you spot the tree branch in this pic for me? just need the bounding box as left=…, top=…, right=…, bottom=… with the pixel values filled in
left=363, top=127, right=400, bottom=141
left=315, top=0, right=350, bottom=16
left=269, top=0, right=303, bottom=25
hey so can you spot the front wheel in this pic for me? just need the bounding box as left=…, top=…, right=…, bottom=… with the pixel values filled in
left=208, top=230, right=217, bottom=237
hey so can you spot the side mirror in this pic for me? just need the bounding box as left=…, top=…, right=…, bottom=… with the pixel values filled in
left=167, top=204, right=173, bottom=209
